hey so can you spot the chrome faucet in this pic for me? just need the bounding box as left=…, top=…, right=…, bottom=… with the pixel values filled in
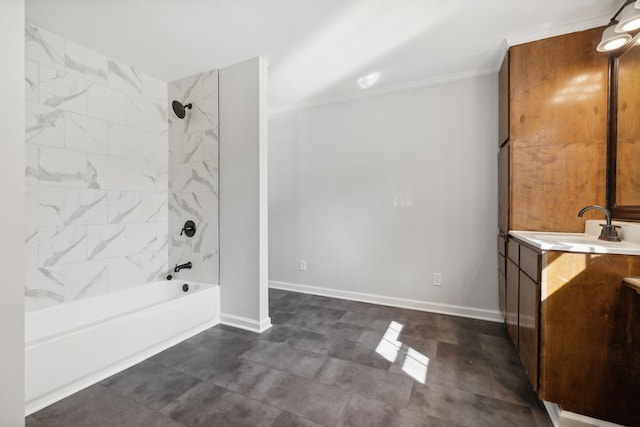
left=174, top=261, right=192, bottom=273
left=577, top=205, right=621, bottom=242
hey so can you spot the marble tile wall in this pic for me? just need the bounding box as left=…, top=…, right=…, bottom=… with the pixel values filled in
left=25, top=22, right=169, bottom=311
left=168, top=71, right=219, bottom=284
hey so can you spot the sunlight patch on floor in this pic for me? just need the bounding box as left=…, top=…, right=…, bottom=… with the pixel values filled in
left=375, top=321, right=403, bottom=362
left=375, top=321, right=430, bottom=383
left=401, top=347, right=429, bottom=384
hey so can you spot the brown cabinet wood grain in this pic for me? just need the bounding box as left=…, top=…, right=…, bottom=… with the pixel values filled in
left=538, top=252, right=640, bottom=426
left=506, top=258, right=519, bottom=345
left=507, top=238, right=519, bottom=264
left=510, top=28, right=608, bottom=150
left=615, top=44, right=640, bottom=206
left=498, top=143, right=509, bottom=233
left=497, top=26, right=640, bottom=426
left=506, top=237, right=640, bottom=426
left=498, top=51, right=509, bottom=146
left=500, top=28, right=608, bottom=233
left=498, top=268, right=506, bottom=320
left=498, top=234, right=507, bottom=320
left=520, top=244, right=540, bottom=282
left=518, top=270, right=540, bottom=391
left=505, top=238, right=541, bottom=391
left=497, top=234, right=506, bottom=257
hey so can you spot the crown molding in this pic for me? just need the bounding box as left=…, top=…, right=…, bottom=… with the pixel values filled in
left=269, top=67, right=498, bottom=114
left=505, top=15, right=610, bottom=46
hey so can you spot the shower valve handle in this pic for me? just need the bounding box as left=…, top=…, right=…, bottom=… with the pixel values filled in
left=180, top=220, right=196, bottom=237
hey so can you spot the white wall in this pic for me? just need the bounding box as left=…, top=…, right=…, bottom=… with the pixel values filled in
left=219, top=57, right=270, bottom=331
left=0, top=1, right=25, bottom=424
left=269, top=74, right=500, bottom=319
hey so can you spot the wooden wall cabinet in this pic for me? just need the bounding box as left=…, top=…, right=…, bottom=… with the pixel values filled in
left=498, top=27, right=608, bottom=234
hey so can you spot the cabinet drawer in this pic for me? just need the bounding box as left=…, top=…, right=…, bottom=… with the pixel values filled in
left=520, top=244, right=541, bottom=282
left=498, top=235, right=506, bottom=256
left=498, top=253, right=506, bottom=275
left=508, top=239, right=519, bottom=264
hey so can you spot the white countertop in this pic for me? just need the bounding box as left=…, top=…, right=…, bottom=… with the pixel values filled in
left=509, top=230, right=640, bottom=255
left=509, top=220, right=640, bottom=255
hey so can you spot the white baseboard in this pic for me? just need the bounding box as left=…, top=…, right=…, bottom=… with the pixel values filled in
left=544, top=401, right=626, bottom=427
left=544, top=401, right=562, bottom=427
left=269, top=280, right=502, bottom=323
left=220, top=312, right=272, bottom=333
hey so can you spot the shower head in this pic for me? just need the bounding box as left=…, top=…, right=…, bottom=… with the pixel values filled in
left=172, top=100, right=192, bottom=119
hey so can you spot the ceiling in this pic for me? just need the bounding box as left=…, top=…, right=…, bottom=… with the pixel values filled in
left=26, top=0, right=620, bottom=110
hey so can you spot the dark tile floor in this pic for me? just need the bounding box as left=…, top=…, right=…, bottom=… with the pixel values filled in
left=27, top=289, right=553, bottom=427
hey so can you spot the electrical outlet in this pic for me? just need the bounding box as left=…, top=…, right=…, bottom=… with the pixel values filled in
left=299, top=260, right=307, bottom=272
left=433, top=273, right=442, bottom=286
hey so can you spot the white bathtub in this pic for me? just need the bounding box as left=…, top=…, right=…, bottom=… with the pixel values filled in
left=25, top=280, right=219, bottom=415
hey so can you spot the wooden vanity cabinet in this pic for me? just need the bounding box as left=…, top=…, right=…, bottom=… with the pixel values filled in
left=507, top=236, right=640, bottom=425
left=538, top=251, right=640, bottom=425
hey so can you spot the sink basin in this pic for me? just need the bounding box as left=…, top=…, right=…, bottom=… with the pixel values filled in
left=509, top=230, right=640, bottom=255
left=530, top=232, right=612, bottom=246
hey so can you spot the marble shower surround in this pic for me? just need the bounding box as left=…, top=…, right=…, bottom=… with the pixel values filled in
left=24, top=22, right=169, bottom=311
left=168, top=71, right=219, bottom=285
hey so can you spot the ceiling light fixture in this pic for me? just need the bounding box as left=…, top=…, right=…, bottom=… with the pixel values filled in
left=598, top=0, right=640, bottom=52
left=357, top=72, right=381, bottom=89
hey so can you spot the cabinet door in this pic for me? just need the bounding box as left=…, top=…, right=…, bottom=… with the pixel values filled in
left=498, top=51, right=510, bottom=146
left=520, top=244, right=540, bottom=282
left=519, top=271, right=540, bottom=391
left=506, top=259, right=519, bottom=346
left=509, top=28, right=608, bottom=232
left=498, top=234, right=507, bottom=320
left=498, top=269, right=506, bottom=321
left=498, top=143, right=510, bottom=233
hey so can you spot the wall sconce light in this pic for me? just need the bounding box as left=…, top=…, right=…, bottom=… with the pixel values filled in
left=597, top=24, right=632, bottom=52
left=616, top=1, right=640, bottom=32
left=598, top=0, right=640, bottom=52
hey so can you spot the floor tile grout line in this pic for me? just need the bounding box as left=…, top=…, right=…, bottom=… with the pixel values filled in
left=199, top=365, right=339, bottom=427
left=209, top=357, right=409, bottom=426
left=98, top=378, right=192, bottom=427
left=239, top=341, right=416, bottom=410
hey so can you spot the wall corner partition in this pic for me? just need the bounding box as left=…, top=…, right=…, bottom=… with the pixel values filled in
left=219, top=57, right=270, bottom=332
left=0, top=0, right=26, bottom=423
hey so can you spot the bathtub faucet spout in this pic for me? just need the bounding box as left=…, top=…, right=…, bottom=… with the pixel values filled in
left=174, top=261, right=192, bottom=273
